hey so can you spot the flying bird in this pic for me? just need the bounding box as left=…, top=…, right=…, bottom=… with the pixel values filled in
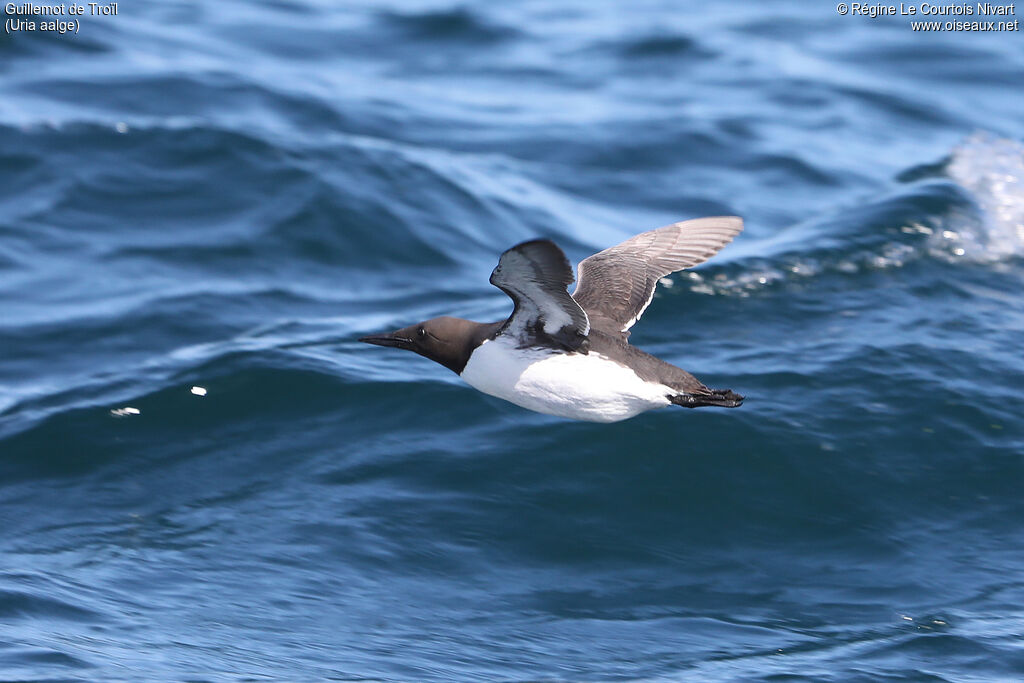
left=360, top=216, right=744, bottom=422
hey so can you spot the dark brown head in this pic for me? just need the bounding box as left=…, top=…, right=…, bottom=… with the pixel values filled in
left=359, top=316, right=500, bottom=374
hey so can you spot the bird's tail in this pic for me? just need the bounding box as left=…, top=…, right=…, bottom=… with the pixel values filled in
left=670, top=388, right=744, bottom=409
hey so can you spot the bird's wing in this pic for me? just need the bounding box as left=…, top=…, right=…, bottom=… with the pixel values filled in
left=490, top=239, right=591, bottom=353
left=572, top=216, right=743, bottom=336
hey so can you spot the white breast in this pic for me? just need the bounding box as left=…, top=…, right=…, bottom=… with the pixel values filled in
left=460, top=337, right=672, bottom=423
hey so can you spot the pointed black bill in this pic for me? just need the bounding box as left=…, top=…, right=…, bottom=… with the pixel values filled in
left=358, top=332, right=414, bottom=349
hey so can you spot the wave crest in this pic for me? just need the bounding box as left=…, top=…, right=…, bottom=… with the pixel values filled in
left=941, top=132, right=1024, bottom=261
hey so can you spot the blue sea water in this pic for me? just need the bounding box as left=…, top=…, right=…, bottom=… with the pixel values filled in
left=2, top=0, right=1024, bottom=680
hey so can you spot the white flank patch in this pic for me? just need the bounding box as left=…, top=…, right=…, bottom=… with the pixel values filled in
left=191, top=386, right=207, bottom=396
left=506, top=280, right=582, bottom=336
left=461, top=337, right=671, bottom=423
left=540, top=295, right=572, bottom=335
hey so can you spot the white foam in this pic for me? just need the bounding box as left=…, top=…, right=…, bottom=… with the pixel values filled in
left=685, top=133, right=1024, bottom=298
left=110, top=406, right=141, bottom=417
left=942, top=132, right=1024, bottom=261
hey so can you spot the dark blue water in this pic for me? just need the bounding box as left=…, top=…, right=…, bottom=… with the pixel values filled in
left=2, top=1, right=1024, bottom=680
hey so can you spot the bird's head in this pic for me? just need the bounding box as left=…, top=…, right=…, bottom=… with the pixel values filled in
left=359, top=316, right=484, bottom=374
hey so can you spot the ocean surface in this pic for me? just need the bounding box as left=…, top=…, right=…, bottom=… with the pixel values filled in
left=2, top=1, right=1023, bottom=680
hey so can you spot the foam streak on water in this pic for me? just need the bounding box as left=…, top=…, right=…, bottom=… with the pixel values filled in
left=1, top=1, right=1023, bottom=681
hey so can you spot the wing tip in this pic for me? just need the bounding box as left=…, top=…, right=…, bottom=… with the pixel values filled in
left=672, top=215, right=744, bottom=236
left=499, top=238, right=569, bottom=265
left=492, top=238, right=570, bottom=285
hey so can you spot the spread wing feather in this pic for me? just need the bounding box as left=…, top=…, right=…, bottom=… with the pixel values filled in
left=490, top=239, right=591, bottom=352
left=572, top=216, right=743, bottom=336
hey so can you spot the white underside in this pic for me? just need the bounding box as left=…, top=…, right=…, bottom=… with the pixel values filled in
left=460, top=337, right=672, bottom=423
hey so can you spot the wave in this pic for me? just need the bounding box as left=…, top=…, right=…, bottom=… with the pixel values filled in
left=0, top=115, right=583, bottom=273
left=376, top=7, right=519, bottom=44
left=677, top=133, right=1024, bottom=298
left=942, top=132, right=1024, bottom=261
left=3, top=128, right=1019, bottom=446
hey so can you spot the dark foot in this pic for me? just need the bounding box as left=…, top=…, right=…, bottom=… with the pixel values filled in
left=670, top=389, right=744, bottom=409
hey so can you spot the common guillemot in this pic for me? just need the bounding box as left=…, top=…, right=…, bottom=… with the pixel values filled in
left=360, top=216, right=744, bottom=423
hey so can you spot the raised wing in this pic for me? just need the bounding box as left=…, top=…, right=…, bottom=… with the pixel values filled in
left=490, top=239, right=591, bottom=353
left=573, top=216, right=743, bottom=336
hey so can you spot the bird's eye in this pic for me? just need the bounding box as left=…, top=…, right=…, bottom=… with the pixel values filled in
left=417, top=327, right=426, bottom=338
